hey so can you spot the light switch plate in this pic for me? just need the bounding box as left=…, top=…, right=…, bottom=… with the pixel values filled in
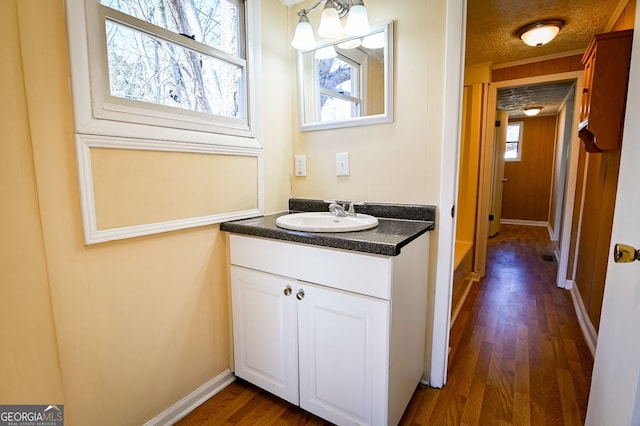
left=295, top=155, right=306, bottom=176
left=336, top=152, right=350, bottom=176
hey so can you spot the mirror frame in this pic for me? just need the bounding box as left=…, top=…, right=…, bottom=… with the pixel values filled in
left=297, top=20, right=394, bottom=131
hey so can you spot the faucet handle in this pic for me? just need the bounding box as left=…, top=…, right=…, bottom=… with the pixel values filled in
left=347, top=201, right=364, bottom=216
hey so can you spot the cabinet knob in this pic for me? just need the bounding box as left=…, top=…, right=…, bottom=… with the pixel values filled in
left=296, top=289, right=305, bottom=300
left=284, top=286, right=292, bottom=296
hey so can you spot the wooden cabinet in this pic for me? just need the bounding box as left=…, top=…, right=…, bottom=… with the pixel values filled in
left=579, top=30, right=633, bottom=152
left=229, top=234, right=429, bottom=425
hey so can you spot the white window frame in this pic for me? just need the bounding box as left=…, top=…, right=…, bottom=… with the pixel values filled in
left=505, top=121, right=523, bottom=162
left=312, top=49, right=368, bottom=123
left=65, top=0, right=262, bottom=148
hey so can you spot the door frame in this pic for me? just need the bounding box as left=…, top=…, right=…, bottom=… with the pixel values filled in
left=475, top=71, right=584, bottom=287
left=428, top=0, right=466, bottom=388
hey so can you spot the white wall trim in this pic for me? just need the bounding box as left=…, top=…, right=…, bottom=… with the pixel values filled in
left=479, top=71, right=584, bottom=290
left=492, top=50, right=586, bottom=70
left=499, top=219, right=549, bottom=227
left=76, top=134, right=264, bottom=245
left=568, top=282, right=597, bottom=357
left=143, top=369, right=235, bottom=426
left=499, top=219, right=554, bottom=241
left=427, top=0, right=466, bottom=389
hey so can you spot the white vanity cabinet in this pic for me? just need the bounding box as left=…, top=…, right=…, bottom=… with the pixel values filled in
left=229, top=233, right=429, bottom=426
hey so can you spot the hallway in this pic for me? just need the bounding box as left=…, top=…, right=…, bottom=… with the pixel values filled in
left=401, top=224, right=593, bottom=425
left=177, top=225, right=593, bottom=425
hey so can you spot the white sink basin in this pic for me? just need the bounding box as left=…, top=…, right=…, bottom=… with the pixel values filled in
left=276, top=212, right=379, bottom=233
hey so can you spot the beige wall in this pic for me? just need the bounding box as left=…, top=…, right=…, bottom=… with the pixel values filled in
left=1, top=1, right=291, bottom=425
left=0, top=0, right=65, bottom=405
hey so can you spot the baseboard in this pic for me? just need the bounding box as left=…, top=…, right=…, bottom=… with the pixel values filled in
left=143, top=369, right=235, bottom=426
left=500, top=219, right=549, bottom=228
left=568, top=282, right=597, bottom=357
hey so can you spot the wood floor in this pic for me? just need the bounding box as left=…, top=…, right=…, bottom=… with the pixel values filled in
left=177, top=225, right=593, bottom=425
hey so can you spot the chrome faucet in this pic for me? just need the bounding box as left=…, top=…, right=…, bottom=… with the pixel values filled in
left=328, top=202, right=347, bottom=217
left=325, top=200, right=362, bottom=217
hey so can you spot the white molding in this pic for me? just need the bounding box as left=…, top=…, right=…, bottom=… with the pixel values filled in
left=75, top=134, right=264, bottom=245
left=547, top=222, right=555, bottom=241
left=143, top=369, right=235, bottom=426
left=428, top=0, right=465, bottom=389
left=568, top=282, right=597, bottom=357
left=554, top=246, right=561, bottom=266
left=499, top=219, right=549, bottom=227
left=492, top=49, right=586, bottom=70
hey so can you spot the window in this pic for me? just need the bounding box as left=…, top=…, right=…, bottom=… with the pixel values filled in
left=505, top=122, right=523, bottom=161
left=66, top=0, right=259, bottom=141
left=317, top=53, right=363, bottom=121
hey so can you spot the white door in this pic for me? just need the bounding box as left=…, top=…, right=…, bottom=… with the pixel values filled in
left=297, top=282, right=389, bottom=426
left=230, top=266, right=299, bottom=405
left=586, top=15, right=640, bottom=425
left=489, top=110, right=508, bottom=237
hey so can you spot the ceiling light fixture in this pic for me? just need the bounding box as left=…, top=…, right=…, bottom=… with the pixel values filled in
left=524, top=107, right=542, bottom=116
left=516, top=19, right=564, bottom=47
left=291, top=0, right=371, bottom=51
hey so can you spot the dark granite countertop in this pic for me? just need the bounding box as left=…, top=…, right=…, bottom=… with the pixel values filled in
left=220, top=199, right=436, bottom=256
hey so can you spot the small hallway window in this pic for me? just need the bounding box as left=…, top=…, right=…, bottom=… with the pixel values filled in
left=505, top=121, right=523, bottom=161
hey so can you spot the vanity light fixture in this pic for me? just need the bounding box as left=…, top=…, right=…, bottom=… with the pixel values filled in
left=291, top=0, right=371, bottom=50
left=524, top=107, right=542, bottom=116
left=516, top=19, right=564, bottom=47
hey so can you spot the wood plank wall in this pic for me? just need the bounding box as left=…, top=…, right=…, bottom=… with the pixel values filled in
left=566, top=0, right=635, bottom=332
left=501, top=116, right=557, bottom=222
left=492, top=55, right=584, bottom=82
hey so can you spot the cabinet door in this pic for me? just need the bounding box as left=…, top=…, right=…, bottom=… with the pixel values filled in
left=230, top=266, right=299, bottom=405
left=297, top=282, right=390, bottom=425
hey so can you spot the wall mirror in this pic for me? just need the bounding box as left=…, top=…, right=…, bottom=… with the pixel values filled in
left=297, top=21, right=393, bottom=131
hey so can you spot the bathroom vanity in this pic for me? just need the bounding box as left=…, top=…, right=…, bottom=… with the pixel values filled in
left=221, top=199, right=435, bottom=425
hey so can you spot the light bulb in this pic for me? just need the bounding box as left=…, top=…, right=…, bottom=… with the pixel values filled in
left=362, top=31, right=384, bottom=49
left=344, top=1, right=370, bottom=36
left=521, top=25, right=560, bottom=47
left=317, top=1, right=343, bottom=38
left=291, top=14, right=316, bottom=50
left=337, top=38, right=362, bottom=49
left=314, top=45, right=337, bottom=60
left=524, top=107, right=542, bottom=116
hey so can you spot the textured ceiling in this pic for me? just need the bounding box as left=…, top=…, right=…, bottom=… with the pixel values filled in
left=468, top=0, right=623, bottom=117
left=465, top=0, right=621, bottom=66
left=497, top=81, right=575, bottom=118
